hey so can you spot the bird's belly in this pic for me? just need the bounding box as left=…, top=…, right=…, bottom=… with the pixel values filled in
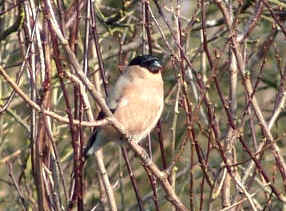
left=115, top=93, right=163, bottom=142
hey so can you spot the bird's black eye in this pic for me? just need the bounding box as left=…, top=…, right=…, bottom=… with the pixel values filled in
left=129, top=55, right=162, bottom=73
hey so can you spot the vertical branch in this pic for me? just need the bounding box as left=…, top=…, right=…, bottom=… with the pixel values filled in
left=47, top=10, right=77, bottom=210
left=121, top=147, right=144, bottom=211
left=76, top=101, right=84, bottom=211
left=8, top=162, right=28, bottom=210
left=90, top=0, right=108, bottom=97
left=68, top=0, right=80, bottom=50
left=72, top=85, right=82, bottom=210
left=24, top=0, right=49, bottom=209
left=50, top=27, right=74, bottom=210
left=142, top=1, right=160, bottom=209
left=28, top=0, right=45, bottom=81
left=37, top=15, right=53, bottom=211
left=143, top=0, right=153, bottom=55
left=83, top=0, right=90, bottom=75
left=157, top=121, right=168, bottom=170
left=94, top=150, right=118, bottom=211
left=172, top=0, right=188, bottom=208
left=170, top=81, right=180, bottom=180
left=141, top=0, right=147, bottom=54
left=222, top=0, right=235, bottom=208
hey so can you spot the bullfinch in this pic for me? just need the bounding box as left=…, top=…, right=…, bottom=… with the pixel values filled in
left=84, top=55, right=164, bottom=156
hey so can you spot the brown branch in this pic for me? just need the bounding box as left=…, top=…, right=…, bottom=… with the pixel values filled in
left=121, top=147, right=144, bottom=211
left=0, top=65, right=108, bottom=127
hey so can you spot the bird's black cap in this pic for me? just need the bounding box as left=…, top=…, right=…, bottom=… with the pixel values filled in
left=129, top=55, right=162, bottom=73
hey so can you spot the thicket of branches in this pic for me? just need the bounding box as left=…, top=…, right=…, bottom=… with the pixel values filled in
left=0, top=0, right=286, bottom=210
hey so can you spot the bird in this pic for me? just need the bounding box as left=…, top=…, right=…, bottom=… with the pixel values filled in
left=84, top=55, right=164, bottom=157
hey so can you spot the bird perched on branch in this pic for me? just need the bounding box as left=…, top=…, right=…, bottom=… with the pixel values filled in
left=84, top=55, right=164, bottom=157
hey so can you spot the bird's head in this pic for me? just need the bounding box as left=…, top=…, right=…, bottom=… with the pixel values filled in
left=129, top=55, right=162, bottom=73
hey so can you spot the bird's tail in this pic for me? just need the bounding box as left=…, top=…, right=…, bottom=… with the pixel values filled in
left=83, top=111, right=107, bottom=160
left=83, top=129, right=98, bottom=160
left=83, top=129, right=109, bottom=161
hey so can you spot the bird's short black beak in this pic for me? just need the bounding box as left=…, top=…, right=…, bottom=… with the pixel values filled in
left=149, top=60, right=162, bottom=73
left=148, top=59, right=162, bottom=73
left=150, top=60, right=162, bottom=69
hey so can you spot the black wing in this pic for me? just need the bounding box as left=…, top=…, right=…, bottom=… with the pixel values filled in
left=83, top=109, right=115, bottom=160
